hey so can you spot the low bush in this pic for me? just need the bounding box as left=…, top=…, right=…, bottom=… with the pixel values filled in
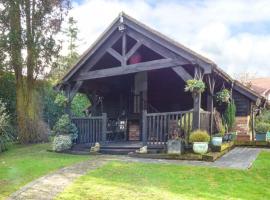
left=189, top=130, right=210, bottom=143
left=52, top=135, right=72, bottom=152
left=255, top=122, right=270, bottom=133
left=52, top=114, right=78, bottom=141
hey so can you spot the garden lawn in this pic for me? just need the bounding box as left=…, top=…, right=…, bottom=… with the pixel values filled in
left=0, top=143, right=89, bottom=200
left=57, top=151, right=270, bottom=200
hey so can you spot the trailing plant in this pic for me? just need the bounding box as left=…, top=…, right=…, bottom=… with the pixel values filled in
left=216, top=89, right=231, bottom=104
left=223, top=100, right=236, bottom=132
left=255, top=122, right=270, bottom=133
left=189, top=130, right=210, bottom=143
left=185, top=79, right=206, bottom=94
left=0, top=100, right=13, bottom=152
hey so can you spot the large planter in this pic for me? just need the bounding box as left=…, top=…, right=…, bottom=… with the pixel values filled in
left=256, top=133, right=267, bottom=141
left=212, top=137, right=222, bottom=146
left=167, top=139, right=184, bottom=155
left=193, top=142, right=208, bottom=154
left=266, top=132, right=270, bottom=141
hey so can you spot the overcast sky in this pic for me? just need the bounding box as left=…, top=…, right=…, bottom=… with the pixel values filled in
left=69, top=0, right=270, bottom=77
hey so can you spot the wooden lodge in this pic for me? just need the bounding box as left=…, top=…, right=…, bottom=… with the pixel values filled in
left=56, top=13, right=265, bottom=153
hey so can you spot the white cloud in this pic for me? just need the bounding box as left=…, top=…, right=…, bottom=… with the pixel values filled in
left=68, top=0, right=270, bottom=77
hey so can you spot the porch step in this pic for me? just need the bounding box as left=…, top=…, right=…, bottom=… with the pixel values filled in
left=72, top=142, right=167, bottom=155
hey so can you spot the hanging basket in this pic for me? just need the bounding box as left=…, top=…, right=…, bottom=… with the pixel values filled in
left=216, top=89, right=231, bottom=104
left=185, top=79, right=206, bottom=94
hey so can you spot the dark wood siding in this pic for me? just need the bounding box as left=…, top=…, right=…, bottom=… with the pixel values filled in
left=232, top=91, right=251, bottom=116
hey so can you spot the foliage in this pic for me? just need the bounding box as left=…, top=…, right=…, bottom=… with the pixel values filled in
left=185, top=79, right=205, bottom=94
left=49, top=17, right=80, bottom=83
left=71, top=93, right=90, bottom=117
left=189, top=130, right=210, bottom=142
left=39, top=83, right=65, bottom=128
left=0, top=143, right=88, bottom=199
left=52, top=135, right=72, bottom=152
left=0, top=73, right=16, bottom=121
left=223, top=100, right=236, bottom=132
left=255, top=122, right=270, bottom=133
left=54, top=92, right=69, bottom=107
left=256, top=109, right=270, bottom=124
left=56, top=152, right=270, bottom=200
left=0, top=100, right=13, bottom=152
left=0, top=0, right=71, bottom=143
left=216, top=89, right=231, bottom=104
left=52, top=114, right=78, bottom=141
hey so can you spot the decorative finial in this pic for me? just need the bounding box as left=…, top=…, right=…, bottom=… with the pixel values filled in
left=118, top=11, right=125, bottom=32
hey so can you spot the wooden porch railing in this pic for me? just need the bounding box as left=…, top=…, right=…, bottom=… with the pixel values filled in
left=142, top=110, right=212, bottom=145
left=72, top=113, right=107, bottom=145
left=142, top=110, right=193, bottom=145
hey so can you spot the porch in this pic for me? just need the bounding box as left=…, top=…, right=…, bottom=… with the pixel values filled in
left=71, top=110, right=211, bottom=153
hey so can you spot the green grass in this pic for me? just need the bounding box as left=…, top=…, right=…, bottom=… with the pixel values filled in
left=0, top=143, right=89, bottom=199
left=57, top=151, right=270, bottom=200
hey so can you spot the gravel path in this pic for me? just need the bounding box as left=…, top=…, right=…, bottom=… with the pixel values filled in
left=8, top=147, right=269, bottom=199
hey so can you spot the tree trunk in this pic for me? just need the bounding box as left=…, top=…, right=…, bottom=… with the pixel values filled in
left=9, top=0, right=47, bottom=143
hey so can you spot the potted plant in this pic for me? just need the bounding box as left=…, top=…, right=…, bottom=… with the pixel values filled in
left=212, top=124, right=225, bottom=146
left=189, top=130, right=210, bottom=154
left=185, top=79, right=206, bottom=95
left=216, top=89, right=231, bottom=104
left=212, top=133, right=224, bottom=146
left=167, top=129, right=184, bottom=155
left=255, top=122, right=270, bottom=141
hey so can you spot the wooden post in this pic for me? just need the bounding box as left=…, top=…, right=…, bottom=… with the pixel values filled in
left=207, top=75, right=215, bottom=135
left=251, top=106, right=255, bottom=141
left=101, top=113, right=107, bottom=142
left=142, top=110, right=147, bottom=146
left=193, top=92, right=201, bottom=130
left=207, top=94, right=214, bottom=135
left=64, top=84, right=72, bottom=117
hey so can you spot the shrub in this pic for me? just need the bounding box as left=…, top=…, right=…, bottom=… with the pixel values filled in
left=255, top=122, right=270, bottom=133
left=185, top=79, right=205, bottom=94
left=52, top=135, right=72, bottom=152
left=0, top=99, right=13, bottom=152
left=256, top=109, right=270, bottom=124
left=52, top=114, right=78, bottom=141
left=54, top=92, right=68, bottom=108
left=189, top=130, right=210, bottom=143
left=223, top=100, right=236, bottom=132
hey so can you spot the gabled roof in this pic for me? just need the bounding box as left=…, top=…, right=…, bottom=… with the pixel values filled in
left=57, top=12, right=264, bottom=104
left=59, top=12, right=215, bottom=84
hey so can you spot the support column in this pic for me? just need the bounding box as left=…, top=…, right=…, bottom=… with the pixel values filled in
left=101, top=113, right=107, bottom=142
left=207, top=75, right=216, bottom=135
left=193, top=92, right=201, bottom=130
left=142, top=110, right=147, bottom=146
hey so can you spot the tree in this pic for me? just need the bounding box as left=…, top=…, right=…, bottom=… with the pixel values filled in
left=49, top=16, right=80, bottom=82
left=0, top=0, right=71, bottom=143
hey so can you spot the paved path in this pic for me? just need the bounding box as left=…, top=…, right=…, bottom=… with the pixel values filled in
left=213, top=147, right=263, bottom=169
left=8, top=157, right=108, bottom=200
left=8, top=147, right=269, bottom=199
left=118, top=147, right=266, bottom=170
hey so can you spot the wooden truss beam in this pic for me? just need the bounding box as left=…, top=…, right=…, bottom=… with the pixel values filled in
left=76, top=58, right=189, bottom=81
left=172, top=66, right=192, bottom=82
